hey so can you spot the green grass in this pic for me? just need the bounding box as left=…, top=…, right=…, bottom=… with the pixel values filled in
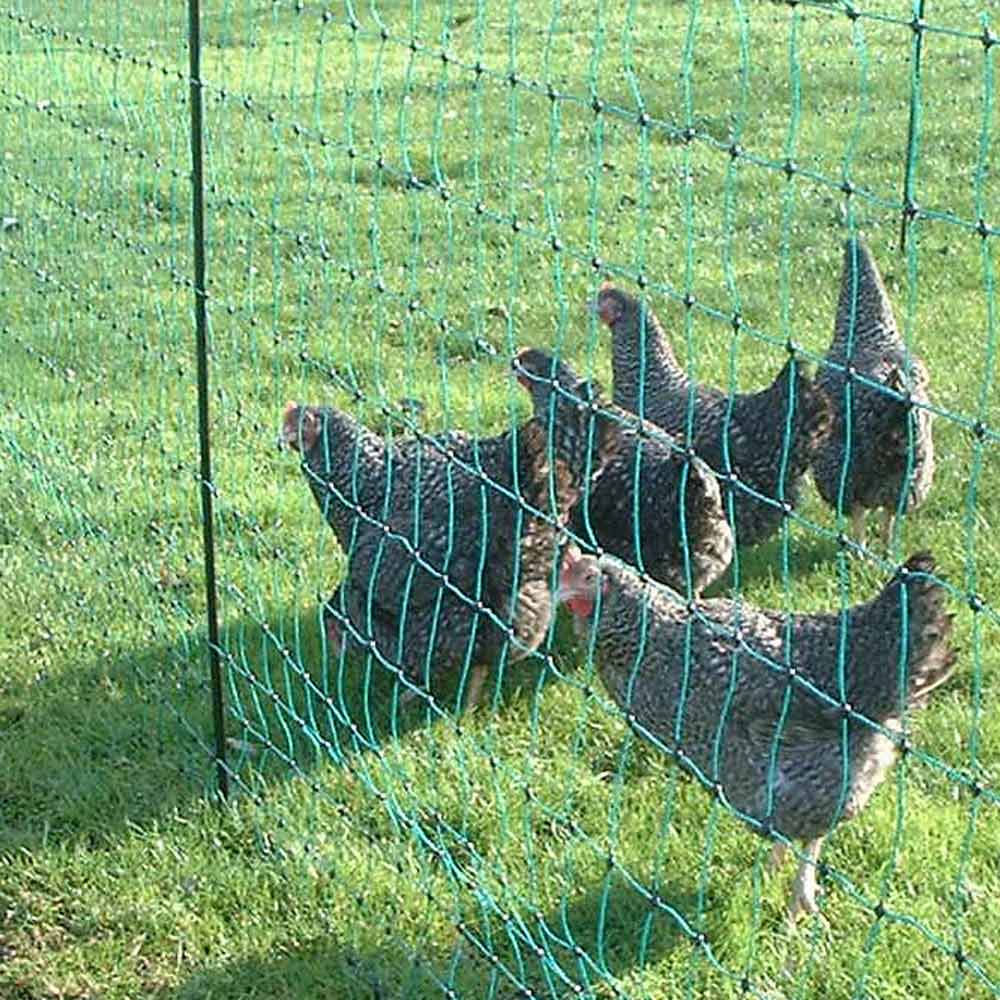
left=2, top=0, right=999, bottom=996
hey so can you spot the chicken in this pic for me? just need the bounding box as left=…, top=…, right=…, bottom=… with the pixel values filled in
left=596, top=284, right=832, bottom=548
left=557, top=547, right=957, bottom=921
left=282, top=349, right=616, bottom=709
left=515, top=350, right=733, bottom=595
left=812, top=238, right=935, bottom=546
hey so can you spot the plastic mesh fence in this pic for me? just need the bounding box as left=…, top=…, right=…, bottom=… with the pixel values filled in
left=2, top=1, right=998, bottom=998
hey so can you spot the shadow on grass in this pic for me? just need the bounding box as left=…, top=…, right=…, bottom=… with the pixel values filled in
left=723, top=527, right=841, bottom=592
left=161, top=869, right=704, bottom=1000
left=0, top=595, right=574, bottom=853
left=218, top=594, right=577, bottom=779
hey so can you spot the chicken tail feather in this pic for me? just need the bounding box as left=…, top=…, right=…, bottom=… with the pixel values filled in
left=875, top=551, right=958, bottom=714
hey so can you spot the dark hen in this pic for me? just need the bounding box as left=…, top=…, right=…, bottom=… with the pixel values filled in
left=514, top=349, right=732, bottom=595
left=813, top=238, right=935, bottom=545
left=596, top=284, right=832, bottom=548
left=558, top=548, right=957, bottom=920
left=282, top=352, right=616, bottom=709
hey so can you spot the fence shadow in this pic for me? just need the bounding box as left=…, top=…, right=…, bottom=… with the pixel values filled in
left=722, top=528, right=841, bottom=592
left=0, top=598, right=576, bottom=853
left=159, top=870, right=705, bottom=1000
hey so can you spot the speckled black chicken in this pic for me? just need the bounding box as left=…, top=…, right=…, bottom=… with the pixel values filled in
left=515, top=350, right=733, bottom=595
left=281, top=350, right=616, bottom=709
left=596, top=284, right=832, bottom=548
left=812, top=238, right=935, bottom=545
left=557, top=547, right=956, bottom=920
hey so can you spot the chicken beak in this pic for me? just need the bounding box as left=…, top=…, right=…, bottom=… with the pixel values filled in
left=279, top=401, right=304, bottom=452
left=555, top=545, right=582, bottom=603
left=276, top=427, right=297, bottom=452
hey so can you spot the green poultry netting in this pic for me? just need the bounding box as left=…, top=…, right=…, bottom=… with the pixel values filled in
left=2, top=1, right=999, bottom=998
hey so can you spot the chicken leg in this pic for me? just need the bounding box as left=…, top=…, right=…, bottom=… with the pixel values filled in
left=463, top=663, right=488, bottom=711
left=850, top=508, right=865, bottom=544
left=787, top=837, right=824, bottom=922
left=767, top=841, right=788, bottom=873
left=880, top=507, right=895, bottom=547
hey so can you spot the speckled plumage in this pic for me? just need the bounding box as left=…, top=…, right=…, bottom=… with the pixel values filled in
left=526, top=353, right=734, bottom=595
left=282, top=351, right=615, bottom=705
left=559, top=549, right=956, bottom=916
left=813, top=239, right=935, bottom=536
left=597, top=284, right=832, bottom=548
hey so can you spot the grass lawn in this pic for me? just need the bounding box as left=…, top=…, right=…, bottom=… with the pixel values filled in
left=1, top=0, right=998, bottom=997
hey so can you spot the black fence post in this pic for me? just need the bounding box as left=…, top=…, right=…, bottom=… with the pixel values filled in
left=899, top=0, right=927, bottom=252
left=186, top=0, right=229, bottom=800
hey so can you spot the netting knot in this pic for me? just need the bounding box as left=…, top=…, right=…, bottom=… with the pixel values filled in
left=783, top=159, right=797, bottom=178
left=591, top=97, right=604, bottom=114
left=683, top=292, right=696, bottom=309
left=976, top=218, right=990, bottom=239
left=729, top=143, right=742, bottom=159
left=982, top=28, right=997, bottom=49
left=968, top=593, right=984, bottom=613
left=637, top=111, right=650, bottom=128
